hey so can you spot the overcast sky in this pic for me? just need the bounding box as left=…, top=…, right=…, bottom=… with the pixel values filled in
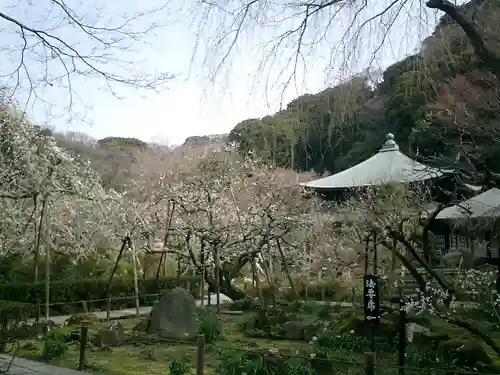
left=0, top=0, right=446, bottom=145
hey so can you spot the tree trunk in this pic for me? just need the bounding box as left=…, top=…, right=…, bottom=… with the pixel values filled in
left=276, top=240, right=297, bottom=300
left=105, top=238, right=127, bottom=297
left=251, top=257, right=264, bottom=307
left=43, top=196, right=50, bottom=323
left=206, top=269, right=246, bottom=301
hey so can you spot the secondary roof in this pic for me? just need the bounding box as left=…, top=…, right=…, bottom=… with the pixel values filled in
left=436, top=188, right=500, bottom=220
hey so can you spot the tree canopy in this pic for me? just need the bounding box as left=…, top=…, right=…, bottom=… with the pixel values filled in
left=226, top=0, right=500, bottom=188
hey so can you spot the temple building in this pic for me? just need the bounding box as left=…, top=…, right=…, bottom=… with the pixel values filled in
left=302, top=133, right=446, bottom=190
left=302, top=133, right=498, bottom=266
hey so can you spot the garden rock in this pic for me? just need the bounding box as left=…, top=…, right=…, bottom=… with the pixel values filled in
left=405, top=322, right=430, bottom=343
left=12, top=320, right=55, bottom=339
left=93, top=321, right=126, bottom=347
left=281, top=321, right=303, bottom=340
left=438, top=338, right=492, bottom=368
left=147, top=287, right=198, bottom=340
left=140, top=347, right=156, bottom=360
left=65, top=313, right=99, bottom=326
left=303, top=322, right=322, bottom=342
left=339, top=314, right=398, bottom=342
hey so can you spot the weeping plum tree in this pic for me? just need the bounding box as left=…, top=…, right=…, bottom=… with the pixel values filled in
left=147, top=144, right=324, bottom=302
left=0, top=101, right=110, bottom=318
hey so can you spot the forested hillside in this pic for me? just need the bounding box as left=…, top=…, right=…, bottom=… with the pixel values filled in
left=228, top=0, right=500, bottom=187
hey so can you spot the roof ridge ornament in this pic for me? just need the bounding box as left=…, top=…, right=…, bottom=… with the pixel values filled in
left=379, top=132, right=399, bottom=152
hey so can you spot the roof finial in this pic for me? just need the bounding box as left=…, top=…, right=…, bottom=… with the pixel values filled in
left=380, top=132, right=399, bottom=152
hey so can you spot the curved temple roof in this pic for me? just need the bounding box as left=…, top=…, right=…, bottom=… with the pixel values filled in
left=303, top=133, right=446, bottom=189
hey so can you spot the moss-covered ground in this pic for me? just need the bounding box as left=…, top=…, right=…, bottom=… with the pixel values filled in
left=14, top=302, right=500, bottom=375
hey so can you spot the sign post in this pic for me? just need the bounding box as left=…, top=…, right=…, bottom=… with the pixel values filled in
left=363, top=274, right=380, bottom=354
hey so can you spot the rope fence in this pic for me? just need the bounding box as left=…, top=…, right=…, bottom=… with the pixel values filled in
left=71, top=326, right=497, bottom=375
left=6, top=290, right=230, bottom=323
left=0, top=292, right=166, bottom=322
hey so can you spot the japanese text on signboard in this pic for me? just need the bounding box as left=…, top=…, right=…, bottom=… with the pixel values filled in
left=363, top=275, right=380, bottom=323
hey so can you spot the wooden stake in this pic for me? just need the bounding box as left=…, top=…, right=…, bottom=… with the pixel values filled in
left=78, top=325, right=89, bottom=370
left=196, top=334, right=205, bottom=375
left=43, top=195, right=50, bottom=323
left=130, top=237, right=140, bottom=317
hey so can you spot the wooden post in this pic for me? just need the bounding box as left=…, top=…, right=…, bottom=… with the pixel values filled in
left=36, top=299, right=41, bottom=322
left=398, top=298, right=406, bottom=375
left=318, top=270, right=325, bottom=302
left=78, top=325, right=89, bottom=370
left=130, top=238, right=140, bottom=317
left=200, top=245, right=205, bottom=307
left=196, top=334, right=205, bottom=375
left=44, top=197, right=51, bottom=323
left=106, top=296, right=112, bottom=321
left=176, top=254, right=181, bottom=285
left=364, top=352, right=375, bottom=375
left=390, top=239, right=397, bottom=302
left=215, top=247, right=221, bottom=313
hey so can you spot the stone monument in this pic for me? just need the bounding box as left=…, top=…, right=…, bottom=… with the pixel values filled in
left=147, top=287, right=198, bottom=340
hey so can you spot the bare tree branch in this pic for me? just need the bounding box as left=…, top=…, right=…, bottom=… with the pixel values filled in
left=186, top=0, right=498, bottom=104
left=0, top=0, right=175, bottom=122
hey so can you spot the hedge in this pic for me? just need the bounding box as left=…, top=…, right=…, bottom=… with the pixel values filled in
left=246, top=280, right=358, bottom=303
left=0, top=275, right=201, bottom=315
left=0, top=300, right=34, bottom=322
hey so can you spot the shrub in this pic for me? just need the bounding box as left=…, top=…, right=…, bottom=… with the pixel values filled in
left=405, top=342, right=437, bottom=367
left=285, top=358, right=316, bottom=375
left=0, top=301, right=34, bottom=351
left=229, top=297, right=260, bottom=311
left=199, top=311, right=221, bottom=344
left=42, top=330, right=69, bottom=361
left=63, top=329, right=81, bottom=343
left=0, top=275, right=200, bottom=315
left=316, top=304, right=331, bottom=319
left=311, top=329, right=367, bottom=357
left=217, top=351, right=316, bottom=375
left=0, top=300, right=34, bottom=321
left=169, top=359, right=189, bottom=375
left=240, top=307, right=300, bottom=339
left=217, top=350, right=270, bottom=375
left=295, top=280, right=349, bottom=301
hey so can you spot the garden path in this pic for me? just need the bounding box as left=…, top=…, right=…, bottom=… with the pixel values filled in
left=0, top=355, right=94, bottom=375
left=31, top=294, right=234, bottom=326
